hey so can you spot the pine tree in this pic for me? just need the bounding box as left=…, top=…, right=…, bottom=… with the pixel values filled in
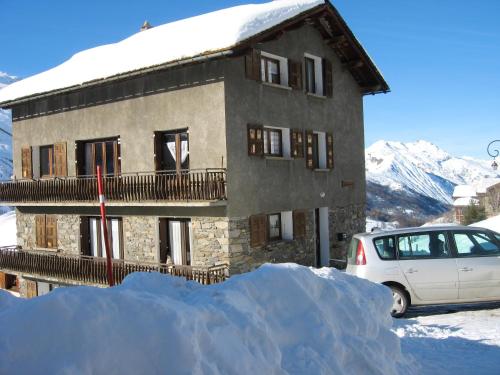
left=461, top=203, right=486, bottom=225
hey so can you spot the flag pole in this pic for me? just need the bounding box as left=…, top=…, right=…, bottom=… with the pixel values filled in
left=97, top=165, right=114, bottom=287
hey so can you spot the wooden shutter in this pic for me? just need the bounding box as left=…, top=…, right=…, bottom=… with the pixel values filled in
left=323, top=58, right=333, bottom=97
left=158, top=218, right=169, bottom=263
left=35, top=215, right=46, bottom=248
left=0, top=272, right=6, bottom=289
left=45, top=215, right=58, bottom=249
left=288, top=60, right=302, bottom=90
left=249, top=214, right=267, bottom=247
left=26, top=280, right=38, bottom=298
left=326, top=133, right=334, bottom=169
left=291, top=129, right=304, bottom=158
left=293, top=210, right=306, bottom=240
left=247, top=124, right=264, bottom=156
left=21, top=146, right=32, bottom=179
left=80, top=216, right=90, bottom=256
left=54, top=142, right=67, bottom=177
left=245, top=49, right=261, bottom=81
left=305, top=130, right=314, bottom=169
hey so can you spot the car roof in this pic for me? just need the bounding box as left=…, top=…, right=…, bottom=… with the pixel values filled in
left=355, top=225, right=494, bottom=239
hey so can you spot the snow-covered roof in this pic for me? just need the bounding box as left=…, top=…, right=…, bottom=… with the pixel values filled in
left=0, top=0, right=327, bottom=105
left=476, top=178, right=500, bottom=194
left=452, top=185, right=477, bottom=198
left=453, top=197, right=478, bottom=207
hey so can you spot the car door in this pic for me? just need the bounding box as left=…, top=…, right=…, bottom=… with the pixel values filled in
left=397, top=231, right=459, bottom=302
left=451, top=230, right=500, bottom=301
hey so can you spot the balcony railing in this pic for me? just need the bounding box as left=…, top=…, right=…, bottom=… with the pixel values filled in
left=0, top=169, right=226, bottom=203
left=0, top=246, right=228, bottom=286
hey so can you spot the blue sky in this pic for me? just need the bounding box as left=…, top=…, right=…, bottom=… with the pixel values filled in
left=0, top=0, right=499, bottom=158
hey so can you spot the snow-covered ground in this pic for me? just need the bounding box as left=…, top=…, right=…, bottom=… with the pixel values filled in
left=395, top=303, right=500, bottom=375
left=471, top=214, right=500, bottom=233
left=0, top=210, right=16, bottom=246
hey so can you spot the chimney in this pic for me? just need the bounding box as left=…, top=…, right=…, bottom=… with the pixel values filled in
left=141, top=21, right=152, bottom=31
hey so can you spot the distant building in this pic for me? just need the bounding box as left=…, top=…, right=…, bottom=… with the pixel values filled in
left=452, top=178, right=500, bottom=223
left=0, top=0, right=389, bottom=297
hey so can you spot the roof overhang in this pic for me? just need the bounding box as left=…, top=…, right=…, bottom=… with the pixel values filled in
left=0, top=1, right=389, bottom=108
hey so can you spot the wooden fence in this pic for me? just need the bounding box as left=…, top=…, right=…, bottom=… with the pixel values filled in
left=0, top=169, right=226, bottom=203
left=0, top=246, right=228, bottom=286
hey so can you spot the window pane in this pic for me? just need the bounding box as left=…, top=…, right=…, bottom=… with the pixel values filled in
left=408, top=234, right=431, bottom=257
left=105, top=141, right=115, bottom=175
left=269, top=130, right=281, bottom=155
left=398, top=236, right=412, bottom=258
left=162, top=133, right=177, bottom=171
left=40, top=146, right=53, bottom=177
left=269, top=214, right=281, bottom=240
left=95, top=143, right=103, bottom=173
left=263, top=129, right=269, bottom=154
left=454, top=233, right=475, bottom=256
left=84, top=143, right=94, bottom=175
left=268, top=60, right=280, bottom=84
left=180, top=133, right=189, bottom=170
left=373, top=236, right=396, bottom=260
left=312, top=134, right=319, bottom=168
left=305, top=58, right=315, bottom=93
left=471, top=232, right=500, bottom=254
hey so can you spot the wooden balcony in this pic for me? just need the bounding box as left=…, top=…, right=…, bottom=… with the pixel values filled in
left=0, top=169, right=226, bottom=204
left=0, top=246, right=228, bottom=286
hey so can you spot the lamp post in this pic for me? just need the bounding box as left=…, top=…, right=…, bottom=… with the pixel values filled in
left=487, top=140, right=499, bottom=171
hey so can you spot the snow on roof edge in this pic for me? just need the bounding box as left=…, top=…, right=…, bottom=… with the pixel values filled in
left=0, top=0, right=327, bottom=105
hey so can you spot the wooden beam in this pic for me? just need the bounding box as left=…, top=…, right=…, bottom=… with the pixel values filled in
left=343, top=60, right=364, bottom=69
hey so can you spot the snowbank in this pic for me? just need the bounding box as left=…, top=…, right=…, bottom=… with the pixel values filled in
left=0, top=264, right=414, bottom=374
left=471, top=214, right=500, bottom=233
left=0, top=210, right=16, bottom=246
left=0, top=0, right=324, bottom=103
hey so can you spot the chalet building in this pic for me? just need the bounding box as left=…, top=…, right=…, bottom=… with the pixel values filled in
left=453, top=179, right=500, bottom=223
left=0, top=0, right=388, bottom=297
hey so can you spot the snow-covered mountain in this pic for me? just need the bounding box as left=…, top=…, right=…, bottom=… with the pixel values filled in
left=0, top=72, right=16, bottom=183
left=366, top=140, right=499, bottom=224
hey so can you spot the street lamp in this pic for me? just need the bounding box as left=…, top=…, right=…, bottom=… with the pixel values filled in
left=487, top=140, right=499, bottom=171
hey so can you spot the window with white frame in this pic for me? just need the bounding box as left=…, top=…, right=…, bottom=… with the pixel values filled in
left=261, top=52, right=288, bottom=86
left=263, top=126, right=291, bottom=158
left=313, top=131, right=327, bottom=169
left=304, top=53, right=323, bottom=95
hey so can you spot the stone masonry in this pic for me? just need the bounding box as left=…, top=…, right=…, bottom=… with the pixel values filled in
left=191, top=216, right=230, bottom=267
left=329, top=204, right=366, bottom=262
left=123, top=216, right=157, bottom=263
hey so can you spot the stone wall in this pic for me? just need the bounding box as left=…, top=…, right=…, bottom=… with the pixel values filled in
left=191, top=217, right=230, bottom=267
left=329, top=204, right=366, bottom=263
left=227, top=210, right=316, bottom=274
left=16, top=210, right=80, bottom=255
left=123, top=216, right=157, bottom=262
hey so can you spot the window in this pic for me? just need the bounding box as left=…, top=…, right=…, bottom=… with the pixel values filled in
left=81, top=217, right=123, bottom=259
left=82, top=138, right=120, bottom=176
left=398, top=232, right=451, bottom=259
left=304, top=54, right=333, bottom=97
left=263, top=128, right=282, bottom=156
left=154, top=130, right=189, bottom=172
left=268, top=214, right=282, bottom=241
left=40, top=145, right=54, bottom=177
left=35, top=215, right=57, bottom=249
left=373, top=236, right=397, bottom=260
left=261, top=56, right=280, bottom=84
left=453, top=231, right=500, bottom=257
left=306, top=131, right=333, bottom=170
left=291, top=130, right=304, bottom=158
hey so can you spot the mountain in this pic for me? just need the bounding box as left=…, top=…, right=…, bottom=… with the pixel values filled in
left=365, top=140, right=499, bottom=225
left=0, top=72, right=16, bottom=207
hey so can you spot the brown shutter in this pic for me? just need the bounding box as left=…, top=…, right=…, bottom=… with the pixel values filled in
left=0, top=272, right=6, bottom=289
left=291, top=129, right=304, bottom=158
left=80, top=216, right=90, bottom=256
left=26, top=280, right=38, bottom=298
left=250, top=214, right=267, bottom=247
left=293, top=210, right=307, bottom=240
left=323, top=58, right=333, bottom=97
left=45, top=215, right=58, bottom=249
left=54, top=142, right=67, bottom=177
left=21, top=146, right=33, bottom=179
left=35, top=215, right=46, bottom=248
left=114, top=140, right=121, bottom=175
left=326, top=133, right=334, bottom=169
left=159, top=218, right=169, bottom=263
left=154, top=131, right=164, bottom=172
left=245, top=49, right=261, bottom=81
left=288, top=60, right=302, bottom=90
left=305, top=130, right=314, bottom=169
left=247, top=124, right=264, bottom=156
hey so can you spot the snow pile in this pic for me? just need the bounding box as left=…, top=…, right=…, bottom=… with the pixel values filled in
left=366, top=140, right=498, bottom=205
left=0, top=264, right=415, bottom=374
left=471, top=214, right=500, bottom=233
left=0, top=211, right=16, bottom=246
left=0, top=0, right=324, bottom=103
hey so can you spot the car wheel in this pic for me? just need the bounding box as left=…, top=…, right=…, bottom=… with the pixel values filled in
left=389, top=286, right=409, bottom=318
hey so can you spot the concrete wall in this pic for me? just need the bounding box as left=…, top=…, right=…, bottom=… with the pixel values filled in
left=12, top=63, right=227, bottom=178
left=223, top=24, right=366, bottom=218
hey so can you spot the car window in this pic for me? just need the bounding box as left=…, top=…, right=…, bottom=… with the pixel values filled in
left=373, top=236, right=396, bottom=260
left=453, top=231, right=500, bottom=256
left=398, top=232, right=450, bottom=259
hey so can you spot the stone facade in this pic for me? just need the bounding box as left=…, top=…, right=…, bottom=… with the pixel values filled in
left=329, top=204, right=366, bottom=262
left=226, top=211, right=316, bottom=274
left=123, top=216, right=157, bottom=262
left=16, top=210, right=80, bottom=256
left=191, top=216, right=230, bottom=267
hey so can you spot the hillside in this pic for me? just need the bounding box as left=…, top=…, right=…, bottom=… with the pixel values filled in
left=0, top=72, right=15, bottom=182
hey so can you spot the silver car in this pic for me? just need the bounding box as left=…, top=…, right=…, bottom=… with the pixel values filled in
left=345, top=226, right=500, bottom=317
